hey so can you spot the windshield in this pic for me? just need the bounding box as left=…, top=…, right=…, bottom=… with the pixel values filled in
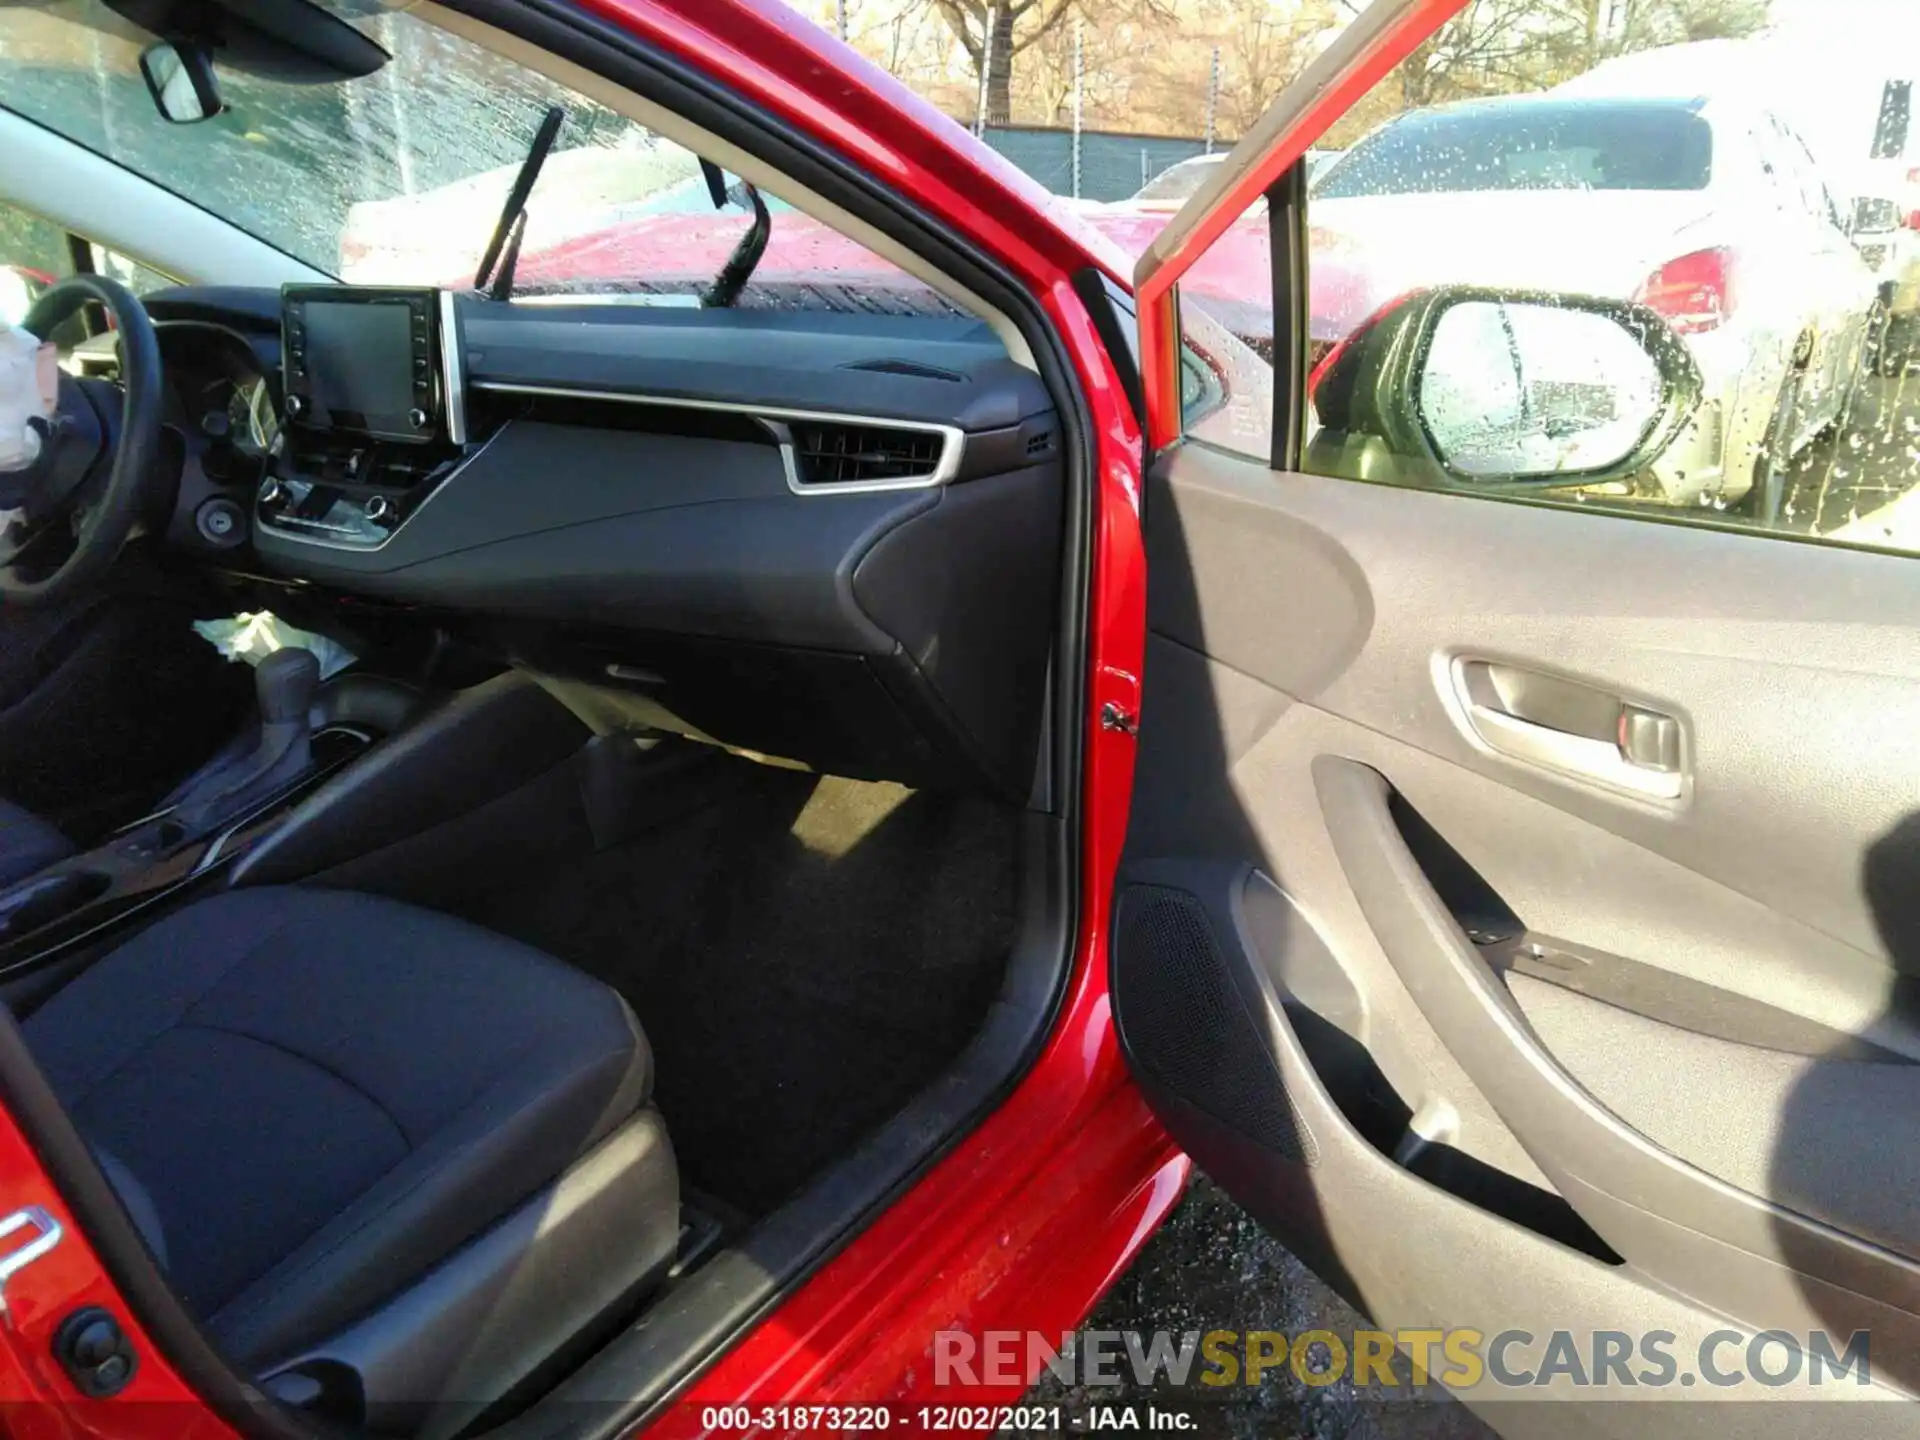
left=1133, top=158, right=1220, bottom=203
left=1317, top=100, right=1715, bottom=198
left=0, top=0, right=941, bottom=308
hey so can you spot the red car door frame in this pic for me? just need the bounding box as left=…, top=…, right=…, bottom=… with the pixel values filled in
left=0, top=0, right=1461, bottom=1432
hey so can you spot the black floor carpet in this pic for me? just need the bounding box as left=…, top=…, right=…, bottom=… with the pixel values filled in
left=465, top=759, right=1022, bottom=1217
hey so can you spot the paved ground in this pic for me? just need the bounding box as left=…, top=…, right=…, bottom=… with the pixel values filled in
left=1029, top=1177, right=1496, bottom=1440
left=1782, top=365, right=1920, bottom=542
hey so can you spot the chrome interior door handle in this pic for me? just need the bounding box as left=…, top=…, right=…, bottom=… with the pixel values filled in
left=1451, top=660, right=1685, bottom=801
left=1465, top=703, right=1683, bottom=800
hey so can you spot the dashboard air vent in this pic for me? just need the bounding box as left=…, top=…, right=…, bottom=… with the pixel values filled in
left=788, top=422, right=946, bottom=486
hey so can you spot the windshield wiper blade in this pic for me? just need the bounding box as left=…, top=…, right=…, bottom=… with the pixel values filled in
left=698, top=159, right=772, bottom=309
left=487, top=211, right=530, bottom=303
left=474, top=104, right=567, bottom=299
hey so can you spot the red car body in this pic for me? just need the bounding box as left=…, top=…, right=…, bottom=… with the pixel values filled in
left=511, top=191, right=1374, bottom=351
left=0, top=0, right=1456, bottom=1431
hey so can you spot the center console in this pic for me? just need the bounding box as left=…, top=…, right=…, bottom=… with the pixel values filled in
left=0, top=722, right=372, bottom=974
left=258, top=285, right=469, bottom=548
left=0, top=669, right=590, bottom=982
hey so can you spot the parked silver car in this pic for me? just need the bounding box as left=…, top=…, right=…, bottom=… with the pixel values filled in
left=1311, top=92, right=1882, bottom=519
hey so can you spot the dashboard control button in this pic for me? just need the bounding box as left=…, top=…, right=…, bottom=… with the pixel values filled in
left=285, top=394, right=306, bottom=417
left=408, top=407, right=430, bottom=429
left=259, top=478, right=289, bottom=509
left=364, top=494, right=398, bottom=527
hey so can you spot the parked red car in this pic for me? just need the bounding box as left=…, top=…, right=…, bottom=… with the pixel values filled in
left=348, top=177, right=1368, bottom=363
left=1, top=0, right=1915, bottom=1436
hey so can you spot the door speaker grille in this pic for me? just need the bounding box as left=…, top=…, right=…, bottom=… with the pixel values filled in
left=1113, top=883, right=1317, bottom=1166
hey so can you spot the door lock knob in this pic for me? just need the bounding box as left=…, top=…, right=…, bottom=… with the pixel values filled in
left=54, top=1307, right=137, bottom=1398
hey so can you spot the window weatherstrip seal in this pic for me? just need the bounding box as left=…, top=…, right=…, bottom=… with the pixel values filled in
left=1268, top=158, right=1310, bottom=473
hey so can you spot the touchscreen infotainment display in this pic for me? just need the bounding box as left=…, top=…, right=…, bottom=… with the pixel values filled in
left=304, top=300, right=415, bottom=436
left=282, top=285, right=445, bottom=444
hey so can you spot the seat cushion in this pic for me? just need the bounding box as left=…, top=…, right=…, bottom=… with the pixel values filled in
left=0, top=798, right=72, bottom=887
left=24, top=886, right=651, bottom=1367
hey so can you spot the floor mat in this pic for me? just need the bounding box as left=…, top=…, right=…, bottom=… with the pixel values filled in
left=465, top=759, right=1022, bottom=1216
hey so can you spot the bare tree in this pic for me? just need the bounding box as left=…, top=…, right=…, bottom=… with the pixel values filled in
left=1013, top=1, right=1181, bottom=127
left=879, top=4, right=946, bottom=74
left=1537, top=0, right=1769, bottom=74
left=817, top=0, right=1775, bottom=146
left=1617, top=0, right=1771, bottom=46
left=1205, top=0, right=1342, bottom=136
left=1331, top=0, right=1773, bottom=117
left=1394, top=0, right=1546, bottom=107
left=926, top=0, right=1080, bottom=125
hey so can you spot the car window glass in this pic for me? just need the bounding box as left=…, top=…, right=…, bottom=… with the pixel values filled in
left=90, top=244, right=173, bottom=297
left=1747, top=123, right=1792, bottom=205
left=0, top=199, right=172, bottom=327
left=0, top=200, right=71, bottom=328
left=1766, top=116, right=1828, bottom=221
left=1197, top=0, right=1920, bottom=560
left=1781, top=124, right=1848, bottom=229
left=0, top=201, right=71, bottom=283
left=1178, top=193, right=1279, bottom=462
left=2, top=0, right=951, bottom=317
left=1316, top=103, right=1714, bottom=197
left=1135, top=158, right=1222, bottom=203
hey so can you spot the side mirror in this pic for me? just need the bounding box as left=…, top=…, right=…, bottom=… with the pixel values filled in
left=1307, top=287, right=1702, bottom=493
left=139, top=41, right=223, bottom=124
left=1851, top=195, right=1904, bottom=238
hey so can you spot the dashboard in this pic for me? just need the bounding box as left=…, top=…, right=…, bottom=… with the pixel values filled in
left=145, top=286, right=1067, bottom=799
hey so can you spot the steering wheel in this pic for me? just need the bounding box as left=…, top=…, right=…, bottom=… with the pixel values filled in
left=5, top=275, right=163, bottom=607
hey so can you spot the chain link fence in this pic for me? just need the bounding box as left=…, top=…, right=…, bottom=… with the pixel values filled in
left=979, top=125, right=1221, bottom=202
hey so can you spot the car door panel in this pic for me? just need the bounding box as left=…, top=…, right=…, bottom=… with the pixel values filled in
left=1114, top=440, right=1920, bottom=1429
left=1136, top=452, right=1920, bottom=958
left=1309, top=753, right=1920, bottom=1318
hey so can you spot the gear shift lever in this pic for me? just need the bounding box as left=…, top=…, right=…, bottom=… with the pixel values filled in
left=166, top=648, right=320, bottom=839
left=254, top=646, right=321, bottom=736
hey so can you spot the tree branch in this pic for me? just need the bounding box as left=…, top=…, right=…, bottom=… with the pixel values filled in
left=1007, top=0, right=1075, bottom=56
left=928, top=0, right=984, bottom=65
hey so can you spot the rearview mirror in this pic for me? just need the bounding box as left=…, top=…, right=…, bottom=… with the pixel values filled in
left=111, top=0, right=390, bottom=86
left=1307, top=287, right=1702, bottom=493
left=140, top=41, right=223, bottom=123
left=1851, top=195, right=1904, bottom=237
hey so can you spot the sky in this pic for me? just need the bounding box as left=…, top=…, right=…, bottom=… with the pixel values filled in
left=1766, top=0, right=1920, bottom=63
left=1628, top=0, right=1920, bottom=164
